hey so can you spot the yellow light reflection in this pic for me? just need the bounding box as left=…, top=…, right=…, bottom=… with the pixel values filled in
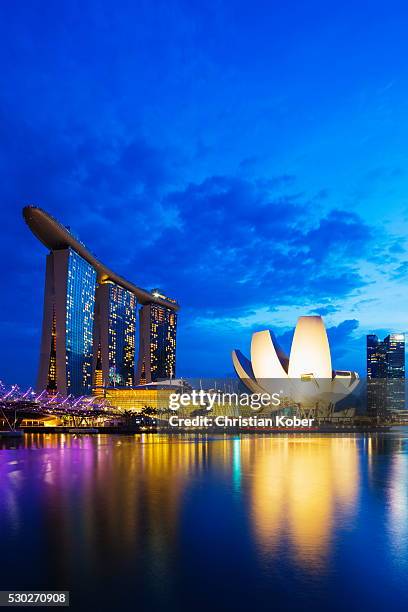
left=243, top=436, right=359, bottom=571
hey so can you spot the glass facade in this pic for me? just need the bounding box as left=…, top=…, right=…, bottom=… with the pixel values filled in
left=384, top=334, right=405, bottom=412
left=35, top=224, right=177, bottom=396
left=97, top=387, right=175, bottom=412
left=65, top=250, right=97, bottom=396
left=367, top=335, right=386, bottom=379
left=366, top=333, right=405, bottom=416
left=149, top=304, right=177, bottom=381
left=367, top=334, right=387, bottom=417
left=106, top=282, right=136, bottom=386
left=27, top=206, right=179, bottom=397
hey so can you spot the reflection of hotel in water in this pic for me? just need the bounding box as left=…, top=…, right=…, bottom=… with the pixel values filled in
left=8, top=434, right=359, bottom=574
left=15, top=434, right=202, bottom=588
left=3, top=434, right=408, bottom=585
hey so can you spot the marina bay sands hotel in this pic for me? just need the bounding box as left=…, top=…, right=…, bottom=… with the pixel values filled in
left=23, top=206, right=179, bottom=397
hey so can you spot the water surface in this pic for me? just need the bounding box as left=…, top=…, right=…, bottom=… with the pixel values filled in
left=1, top=432, right=408, bottom=611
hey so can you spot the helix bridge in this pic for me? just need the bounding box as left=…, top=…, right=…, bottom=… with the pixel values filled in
left=0, top=381, right=122, bottom=429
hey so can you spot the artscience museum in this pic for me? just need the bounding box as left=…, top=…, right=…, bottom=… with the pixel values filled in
left=232, top=316, right=359, bottom=418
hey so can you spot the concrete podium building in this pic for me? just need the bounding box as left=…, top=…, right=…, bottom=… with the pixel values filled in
left=24, top=206, right=179, bottom=396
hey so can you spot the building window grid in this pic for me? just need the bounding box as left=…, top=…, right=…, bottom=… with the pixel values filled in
left=149, top=305, right=177, bottom=380
left=65, top=250, right=96, bottom=396
left=108, top=284, right=136, bottom=386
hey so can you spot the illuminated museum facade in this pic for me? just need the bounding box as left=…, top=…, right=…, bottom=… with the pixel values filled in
left=232, top=315, right=359, bottom=416
left=24, top=206, right=179, bottom=396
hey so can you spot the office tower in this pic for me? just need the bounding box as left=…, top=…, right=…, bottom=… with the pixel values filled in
left=38, top=248, right=96, bottom=396
left=366, top=333, right=405, bottom=416
left=136, top=299, right=177, bottom=384
left=93, top=281, right=137, bottom=387
left=384, top=334, right=405, bottom=412
left=367, top=334, right=386, bottom=379
left=366, top=335, right=387, bottom=417
left=24, top=206, right=179, bottom=396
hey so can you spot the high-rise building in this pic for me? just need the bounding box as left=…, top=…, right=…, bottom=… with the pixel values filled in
left=136, top=297, right=177, bottom=384
left=38, top=248, right=96, bottom=396
left=93, top=281, right=137, bottom=387
left=24, top=207, right=179, bottom=396
left=367, top=334, right=386, bottom=379
left=384, top=333, right=405, bottom=412
left=366, top=333, right=405, bottom=416
left=366, top=334, right=387, bottom=417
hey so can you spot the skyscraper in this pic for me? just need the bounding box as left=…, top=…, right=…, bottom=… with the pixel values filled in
left=38, top=248, right=96, bottom=396
left=24, top=206, right=179, bottom=396
left=384, top=333, right=405, bottom=412
left=366, top=334, right=387, bottom=417
left=93, top=281, right=137, bottom=387
left=366, top=333, right=405, bottom=416
left=367, top=334, right=386, bottom=379
left=136, top=297, right=177, bottom=384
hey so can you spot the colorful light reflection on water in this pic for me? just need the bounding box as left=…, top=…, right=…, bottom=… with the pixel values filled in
left=1, top=432, right=408, bottom=611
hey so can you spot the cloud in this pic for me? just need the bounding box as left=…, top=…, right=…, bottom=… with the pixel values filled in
left=0, top=89, right=399, bottom=388
left=364, top=166, right=405, bottom=182
left=125, top=176, right=373, bottom=319
left=179, top=316, right=363, bottom=378
left=1, top=0, right=408, bottom=390
left=0, top=100, right=177, bottom=387
left=327, top=319, right=359, bottom=352
left=391, top=262, right=408, bottom=280
left=0, top=73, right=402, bottom=386
left=309, top=305, right=338, bottom=316
left=0, top=113, right=379, bottom=386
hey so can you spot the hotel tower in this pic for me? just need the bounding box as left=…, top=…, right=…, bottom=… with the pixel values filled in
left=23, top=206, right=179, bottom=396
left=136, top=297, right=178, bottom=384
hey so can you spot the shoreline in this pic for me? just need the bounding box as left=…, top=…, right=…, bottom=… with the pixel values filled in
left=0, top=424, right=398, bottom=436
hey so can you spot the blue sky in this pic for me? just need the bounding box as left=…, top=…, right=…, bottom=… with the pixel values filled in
left=1, top=0, right=408, bottom=387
